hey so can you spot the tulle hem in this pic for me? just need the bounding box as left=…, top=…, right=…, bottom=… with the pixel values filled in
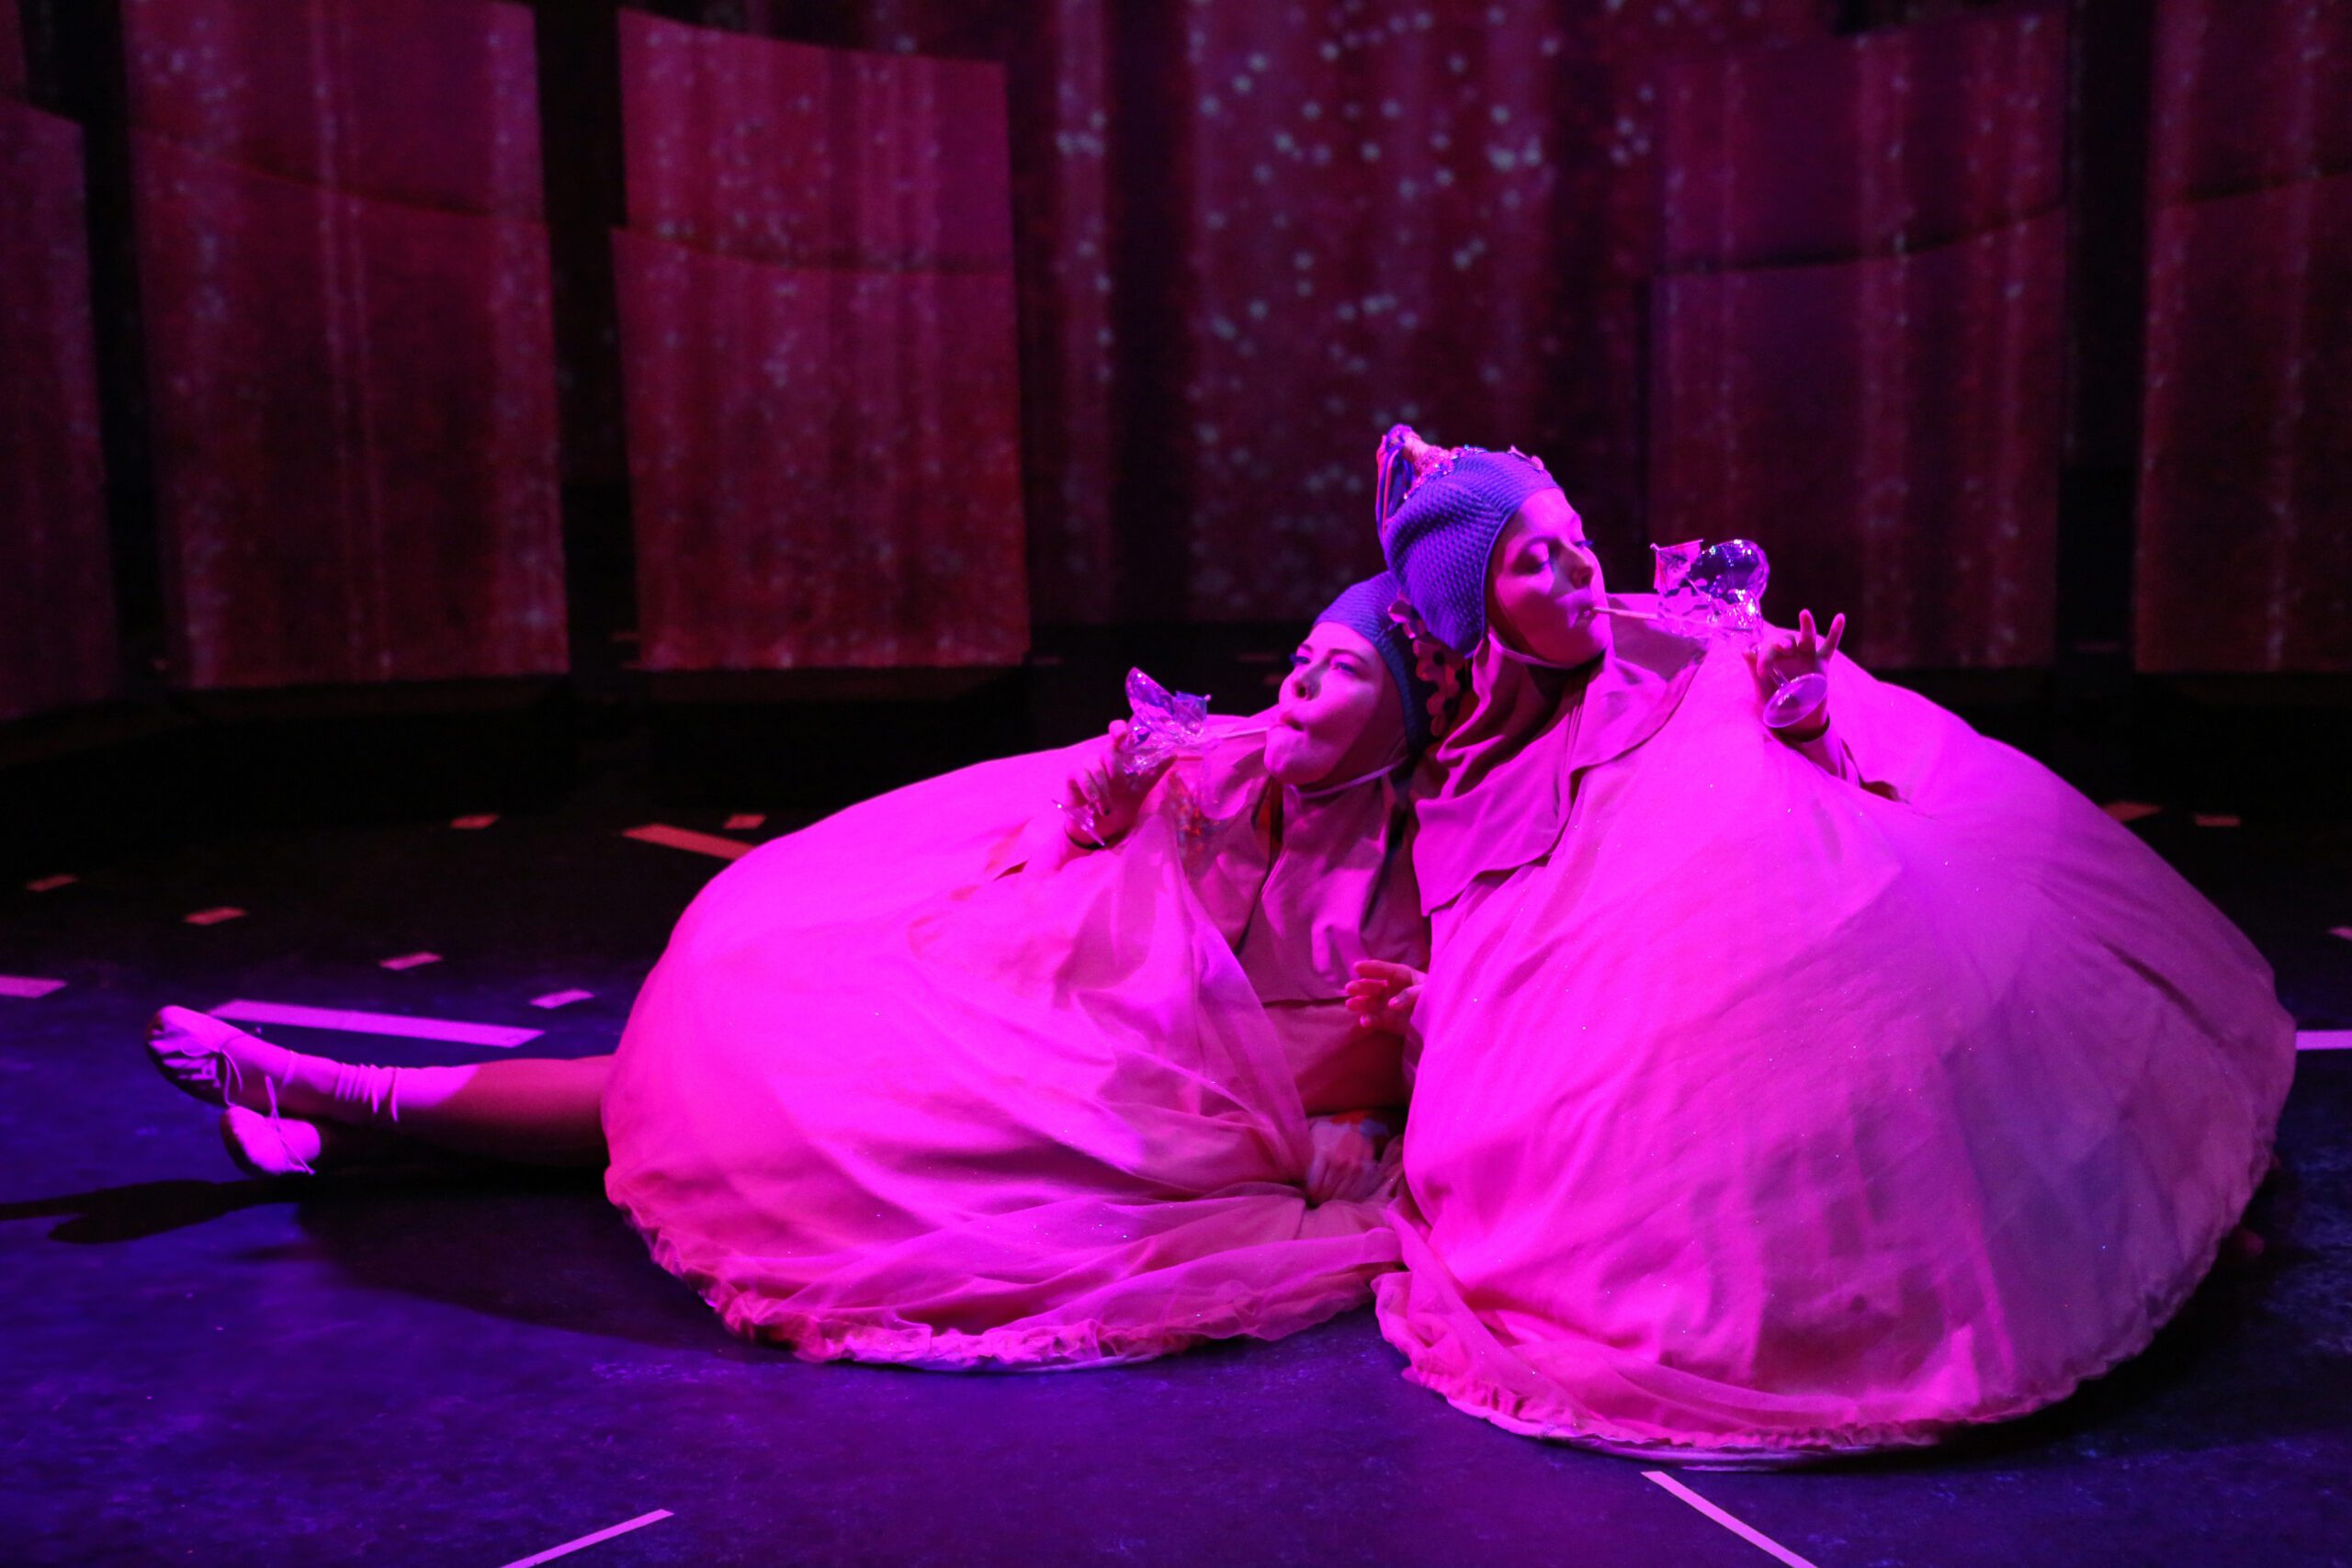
left=1374, top=1128, right=2280, bottom=1466
left=611, top=1186, right=1389, bottom=1372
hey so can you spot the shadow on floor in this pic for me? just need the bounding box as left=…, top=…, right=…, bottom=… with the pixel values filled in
left=292, top=1170, right=754, bottom=1354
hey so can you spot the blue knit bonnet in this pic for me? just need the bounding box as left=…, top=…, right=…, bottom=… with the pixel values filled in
left=1311, top=570, right=1439, bottom=755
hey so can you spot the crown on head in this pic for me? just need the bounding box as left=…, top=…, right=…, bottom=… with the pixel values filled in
left=1375, top=423, right=1550, bottom=526
left=1375, top=425, right=1464, bottom=521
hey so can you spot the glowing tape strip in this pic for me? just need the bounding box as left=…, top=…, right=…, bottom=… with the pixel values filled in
left=209, top=999, right=540, bottom=1050
left=0, top=976, right=66, bottom=998
left=1643, top=1472, right=1821, bottom=1568
left=2297, top=1032, right=2351, bottom=1052
left=624, top=824, right=752, bottom=861
left=495, top=1510, right=673, bottom=1568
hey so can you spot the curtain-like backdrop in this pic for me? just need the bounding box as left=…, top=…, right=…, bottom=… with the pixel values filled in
left=1648, top=6, right=2066, bottom=670
left=2136, top=0, right=2351, bottom=673
left=1067, top=0, right=1835, bottom=623
left=614, top=13, right=1027, bottom=671
left=0, top=82, right=117, bottom=722
left=1, top=3, right=22, bottom=91
left=684, top=0, right=1839, bottom=624
left=123, top=0, right=566, bottom=690
left=11, top=0, right=2347, bottom=717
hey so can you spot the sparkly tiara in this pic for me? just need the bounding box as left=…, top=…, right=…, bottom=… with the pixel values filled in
left=1374, top=423, right=1549, bottom=525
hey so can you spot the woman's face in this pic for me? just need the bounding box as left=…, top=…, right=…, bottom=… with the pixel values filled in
left=1265, top=622, right=1405, bottom=786
left=1486, top=490, right=1611, bottom=668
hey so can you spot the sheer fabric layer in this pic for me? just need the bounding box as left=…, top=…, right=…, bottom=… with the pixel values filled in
left=605, top=732, right=1409, bottom=1369
left=1378, top=649, right=2295, bottom=1458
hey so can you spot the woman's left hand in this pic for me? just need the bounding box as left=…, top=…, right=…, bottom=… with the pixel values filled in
left=1747, top=607, right=1845, bottom=700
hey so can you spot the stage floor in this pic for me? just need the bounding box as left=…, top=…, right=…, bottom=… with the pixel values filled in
left=5, top=753, right=2348, bottom=1566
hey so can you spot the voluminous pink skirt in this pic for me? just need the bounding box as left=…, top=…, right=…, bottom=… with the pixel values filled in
left=604, top=743, right=1397, bottom=1370
left=1376, top=653, right=2295, bottom=1461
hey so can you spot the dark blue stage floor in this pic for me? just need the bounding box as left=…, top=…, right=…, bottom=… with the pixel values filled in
left=5, top=752, right=2350, bottom=1566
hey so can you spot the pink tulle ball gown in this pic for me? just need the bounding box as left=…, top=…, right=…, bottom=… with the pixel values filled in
left=1375, top=613, right=2296, bottom=1462
left=604, top=724, right=1425, bottom=1369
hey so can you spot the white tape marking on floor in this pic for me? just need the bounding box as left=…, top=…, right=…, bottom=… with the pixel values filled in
left=1643, top=1472, right=1821, bottom=1568
left=0, top=976, right=66, bottom=998
left=2297, top=1031, right=2352, bottom=1052
left=495, top=1509, right=673, bottom=1568
left=209, top=998, right=540, bottom=1050
left=624, top=823, right=752, bottom=861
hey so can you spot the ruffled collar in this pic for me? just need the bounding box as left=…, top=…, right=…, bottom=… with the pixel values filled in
left=1410, top=611, right=1702, bottom=915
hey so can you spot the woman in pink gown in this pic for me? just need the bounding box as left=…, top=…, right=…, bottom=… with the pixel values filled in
left=1354, top=427, right=2296, bottom=1462
left=146, top=576, right=1440, bottom=1371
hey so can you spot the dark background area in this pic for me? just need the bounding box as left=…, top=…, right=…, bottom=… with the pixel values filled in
left=3, top=0, right=2346, bottom=874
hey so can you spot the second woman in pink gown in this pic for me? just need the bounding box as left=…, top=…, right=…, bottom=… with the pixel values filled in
left=1362, top=428, right=2296, bottom=1463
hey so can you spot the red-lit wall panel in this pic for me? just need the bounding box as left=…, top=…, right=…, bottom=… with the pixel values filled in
left=616, top=14, right=1025, bottom=669
left=0, top=99, right=118, bottom=721
left=1652, top=217, right=2064, bottom=670
left=615, top=233, right=1025, bottom=670
left=2138, top=175, right=2352, bottom=672
left=1660, top=7, right=2066, bottom=270
left=121, top=0, right=565, bottom=688
left=1650, top=9, right=2066, bottom=669
left=0, top=3, right=26, bottom=99
left=2136, top=0, right=2352, bottom=672
left=122, top=0, right=542, bottom=217
left=134, top=136, right=564, bottom=687
left=621, top=16, right=1008, bottom=272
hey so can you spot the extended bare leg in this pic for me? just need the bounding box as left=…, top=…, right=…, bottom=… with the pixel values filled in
left=149, top=1007, right=611, bottom=1173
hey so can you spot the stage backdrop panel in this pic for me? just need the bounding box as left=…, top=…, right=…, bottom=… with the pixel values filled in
left=1649, top=8, right=2065, bottom=670
left=616, top=14, right=1025, bottom=670
left=0, top=98, right=118, bottom=722
left=1160, top=1, right=1826, bottom=623
left=132, top=137, right=563, bottom=687
left=615, top=235, right=1024, bottom=670
left=1, top=3, right=25, bottom=98
left=2136, top=0, right=2352, bottom=673
left=122, top=0, right=564, bottom=689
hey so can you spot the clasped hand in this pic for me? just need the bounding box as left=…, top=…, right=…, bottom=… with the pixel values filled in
left=1059, top=719, right=1173, bottom=847
left=1306, top=1113, right=1391, bottom=1203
